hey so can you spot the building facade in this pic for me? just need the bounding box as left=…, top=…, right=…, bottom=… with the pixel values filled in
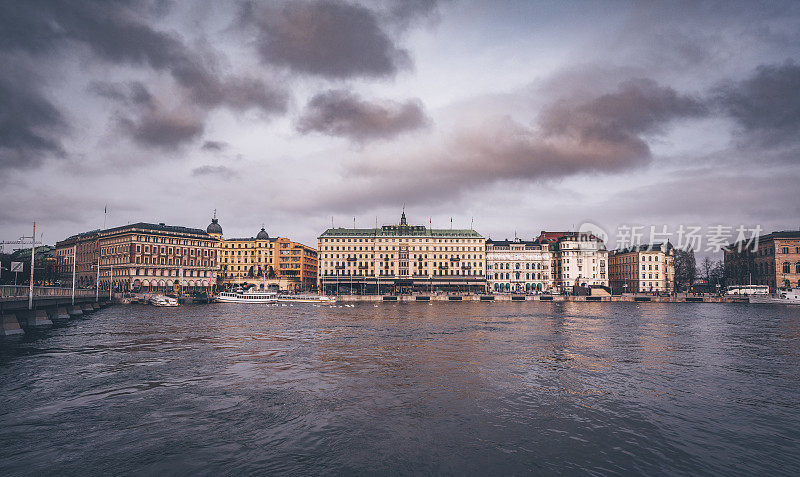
left=725, top=230, right=800, bottom=291
left=609, top=243, right=675, bottom=293
left=486, top=238, right=553, bottom=293
left=538, top=231, right=609, bottom=291
left=209, top=217, right=318, bottom=292
left=56, top=223, right=218, bottom=293
left=318, top=212, right=485, bottom=294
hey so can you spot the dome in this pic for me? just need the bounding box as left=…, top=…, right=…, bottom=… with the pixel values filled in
left=207, top=217, right=222, bottom=235
left=256, top=226, right=269, bottom=240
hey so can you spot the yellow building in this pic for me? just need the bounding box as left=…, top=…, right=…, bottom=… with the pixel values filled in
left=207, top=215, right=318, bottom=292
left=609, top=243, right=675, bottom=293
left=318, top=212, right=485, bottom=294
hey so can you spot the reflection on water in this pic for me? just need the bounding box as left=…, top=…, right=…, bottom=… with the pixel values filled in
left=1, top=302, right=799, bottom=475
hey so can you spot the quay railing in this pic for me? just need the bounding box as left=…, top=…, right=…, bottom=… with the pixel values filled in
left=0, top=285, right=96, bottom=299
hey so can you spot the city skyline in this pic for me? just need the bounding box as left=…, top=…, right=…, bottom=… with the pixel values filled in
left=2, top=1, right=800, bottom=250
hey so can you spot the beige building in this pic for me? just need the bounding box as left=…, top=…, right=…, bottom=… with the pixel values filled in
left=318, top=212, right=485, bottom=294
left=609, top=243, right=675, bottom=293
left=486, top=238, right=553, bottom=293
left=56, top=223, right=218, bottom=293
left=725, top=230, right=800, bottom=291
left=208, top=215, right=318, bottom=292
left=538, top=231, right=609, bottom=291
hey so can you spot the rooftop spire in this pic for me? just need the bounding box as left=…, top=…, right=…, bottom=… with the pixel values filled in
left=400, top=206, right=407, bottom=226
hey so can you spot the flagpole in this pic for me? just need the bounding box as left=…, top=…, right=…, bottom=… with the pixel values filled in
left=28, top=221, right=35, bottom=310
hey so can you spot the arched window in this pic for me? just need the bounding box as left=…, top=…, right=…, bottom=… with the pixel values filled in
left=515, top=263, right=520, bottom=269
left=526, top=273, right=530, bottom=279
left=783, top=262, right=791, bottom=273
left=526, top=263, right=530, bottom=269
left=796, top=262, right=800, bottom=273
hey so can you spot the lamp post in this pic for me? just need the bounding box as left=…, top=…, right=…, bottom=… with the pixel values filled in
left=95, top=239, right=101, bottom=303
left=71, top=245, right=76, bottom=305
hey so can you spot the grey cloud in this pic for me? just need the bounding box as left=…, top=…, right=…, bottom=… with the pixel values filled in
left=715, top=62, right=800, bottom=148
left=248, top=1, right=411, bottom=78
left=384, top=0, right=445, bottom=28
left=313, top=78, right=709, bottom=210
left=119, top=107, right=204, bottom=149
left=88, top=81, right=153, bottom=105
left=2, top=0, right=287, bottom=155
left=297, top=90, right=429, bottom=141
left=537, top=78, right=707, bottom=165
left=219, top=76, right=288, bottom=113
left=0, top=60, right=65, bottom=170
left=191, top=165, right=236, bottom=179
left=201, top=140, right=229, bottom=151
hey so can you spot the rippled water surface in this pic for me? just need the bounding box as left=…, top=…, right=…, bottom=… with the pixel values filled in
left=2, top=302, right=800, bottom=475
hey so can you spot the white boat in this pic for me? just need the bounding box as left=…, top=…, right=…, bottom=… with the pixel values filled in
left=749, top=288, right=800, bottom=305
left=726, top=285, right=770, bottom=296
left=216, top=290, right=278, bottom=303
left=276, top=294, right=335, bottom=303
left=149, top=295, right=179, bottom=307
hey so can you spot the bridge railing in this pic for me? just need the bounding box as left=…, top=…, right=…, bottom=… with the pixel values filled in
left=0, top=285, right=96, bottom=299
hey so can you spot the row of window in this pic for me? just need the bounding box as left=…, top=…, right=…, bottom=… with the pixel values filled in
left=492, top=272, right=550, bottom=280
left=490, top=262, right=547, bottom=270
left=782, top=262, right=800, bottom=273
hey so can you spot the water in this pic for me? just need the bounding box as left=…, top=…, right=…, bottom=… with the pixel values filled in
left=1, top=302, right=799, bottom=476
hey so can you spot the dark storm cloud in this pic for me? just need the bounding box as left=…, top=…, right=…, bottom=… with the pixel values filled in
left=1, top=0, right=287, bottom=160
left=715, top=62, right=800, bottom=148
left=201, top=140, right=229, bottom=151
left=297, top=90, right=429, bottom=141
left=247, top=1, right=411, bottom=78
left=191, top=165, right=236, bottom=179
left=0, top=60, right=66, bottom=170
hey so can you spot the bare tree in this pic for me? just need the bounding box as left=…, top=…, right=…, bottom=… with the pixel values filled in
left=674, top=248, right=697, bottom=292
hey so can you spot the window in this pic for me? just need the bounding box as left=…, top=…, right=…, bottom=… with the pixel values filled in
left=782, top=247, right=789, bottom=254
left=796, top=262, right=800, bottom=274
left=783, top=262, right=791, bottom=273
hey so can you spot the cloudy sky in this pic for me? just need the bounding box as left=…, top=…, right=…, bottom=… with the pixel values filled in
left=2, top=0, right=799, bottom=253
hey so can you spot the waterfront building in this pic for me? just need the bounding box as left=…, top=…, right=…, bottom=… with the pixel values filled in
left=56, top=223, right=218, bottom=293
left=609, top=243, right=675, bottom=294
left=537, top=231, right=609, bottom=291
left=485, top=238, right=553, bottom=293
left=317, top=212, right=485, bottom=294
left=724, top=230, right=800, bottom=291
left=209, top=217, right=318, bottom=292
left=3, top=245, right=59, bottom=286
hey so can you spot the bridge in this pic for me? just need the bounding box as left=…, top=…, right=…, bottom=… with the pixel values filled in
left=0, top=286, right=112, bottom=336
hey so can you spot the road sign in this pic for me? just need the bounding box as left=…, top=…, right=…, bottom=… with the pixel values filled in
left=10, top=261, right=23, bottom=272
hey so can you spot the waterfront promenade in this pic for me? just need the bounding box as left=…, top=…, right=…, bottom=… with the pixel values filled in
left=333, top=293, right=748, bottom=303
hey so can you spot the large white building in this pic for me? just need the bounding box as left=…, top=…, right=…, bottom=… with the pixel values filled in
left=538, top=231, right=609, bottom=291
left=486, top=238, right=554, bottom=293
left=317, top=212, right=486, bottom=294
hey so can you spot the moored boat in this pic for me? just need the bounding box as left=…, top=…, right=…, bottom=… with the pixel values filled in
left=216, top=290, right=278, bottom=303
left=149, top=295, right=179, bottom=307
left=749, top=288, right=800, bottom=305
left=276, top=294, right=335, bottom=303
